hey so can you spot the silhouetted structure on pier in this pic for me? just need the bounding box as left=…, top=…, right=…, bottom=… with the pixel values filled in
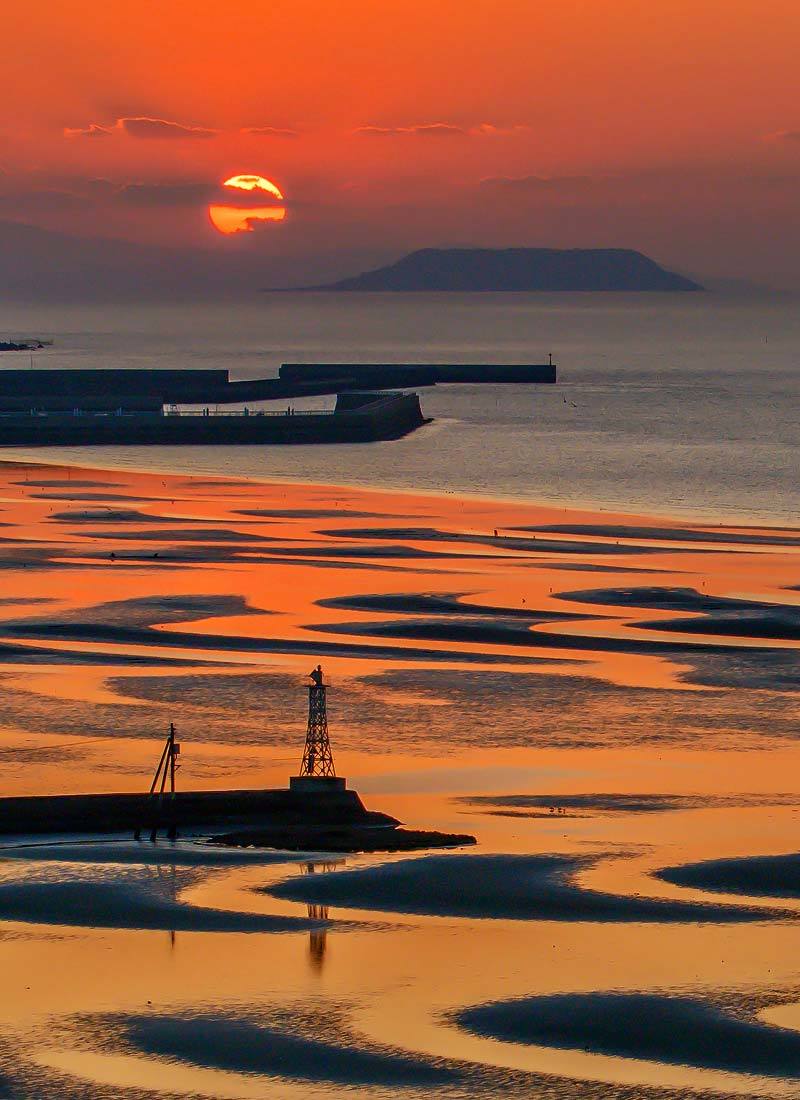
left=135, top=723, right=181, bottom=841
left=279, top=362, right=557, bottom=386
left=291, top=666, right=346, bottom=793
left=0, top=362, right=561, bottom=446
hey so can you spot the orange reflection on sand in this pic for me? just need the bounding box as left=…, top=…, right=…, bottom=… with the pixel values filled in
left=0, top=462, right=799, bottom=1098
left=0, top=458, right=798, bottom=797
left=208, top=204, right=286, bottom=234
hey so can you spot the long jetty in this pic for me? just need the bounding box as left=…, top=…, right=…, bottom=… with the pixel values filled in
left=0, top=787, right=393, bottom=836
left=279, top=362, right=557, bottom=387
left=0, top=362, right=557, bottom=411
left=0, top=368, right=364, bottom=413
left=0, top=362, right=556, bottom=446
left=0, top=390, right=425, bottom=446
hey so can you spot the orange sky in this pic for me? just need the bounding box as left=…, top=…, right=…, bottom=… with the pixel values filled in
left=2, top=0, right=799, bottom=287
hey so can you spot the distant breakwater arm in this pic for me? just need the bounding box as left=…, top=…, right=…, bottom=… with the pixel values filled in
left=278, top=363, right=557, bottom=386
left=0, top=364, right=555, bottom=413
left=0, top=392, right=426, bottom=447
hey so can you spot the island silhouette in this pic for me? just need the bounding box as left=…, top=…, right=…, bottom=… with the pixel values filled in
left=304, top=247, right=702, bottom=292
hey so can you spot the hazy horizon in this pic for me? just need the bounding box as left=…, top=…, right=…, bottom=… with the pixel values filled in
left=2, top=216, right=798, bottom=303
left=1, top=9, right=800, bottom=1098
left=2, top=1, right=800, bottom=294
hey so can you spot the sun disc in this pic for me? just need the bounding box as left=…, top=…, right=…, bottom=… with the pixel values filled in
left=223, top=174, right=283, bottom=201
left=208, top=204, right=286, bottom=234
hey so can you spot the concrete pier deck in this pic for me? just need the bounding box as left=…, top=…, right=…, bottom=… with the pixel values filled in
left=279, top=362, right=557, bottom=386
left=0, top=787, right=396, bottom=836
left=0, top=391, right=426, bottom=446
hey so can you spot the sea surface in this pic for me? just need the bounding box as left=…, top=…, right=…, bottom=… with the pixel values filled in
left=0, top=291, right=797, bottom=523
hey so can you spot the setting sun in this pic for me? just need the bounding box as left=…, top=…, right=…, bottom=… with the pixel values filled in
left=208, top=204, right=286, bottom=234
left=2, top=4, right=800, bottom=1096
left=223, top=174, right=284, bottom=201
left=209, top=173, right=286, bottom=234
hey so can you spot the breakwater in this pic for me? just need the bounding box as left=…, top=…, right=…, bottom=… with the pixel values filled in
left=0, top=787, right=394, bottom=836
left=0, top=363, right=556, bottom=414
left=0, top=368, right=352, bottom=412
left=0, top=362, right=555, bottom=447
left=280, top=362, right=557, bottom=386
left=0, top=391, right=425, bottom=446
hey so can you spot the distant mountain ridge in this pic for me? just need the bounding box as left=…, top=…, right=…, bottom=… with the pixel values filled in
left=308, top=248, right=702, bottom=292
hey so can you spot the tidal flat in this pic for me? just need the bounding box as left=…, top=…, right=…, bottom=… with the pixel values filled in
left=0, top=459, right=798, bottom=1098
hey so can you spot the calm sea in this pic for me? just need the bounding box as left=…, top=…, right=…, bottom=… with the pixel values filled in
left=0, top=292, right=797, bottom=524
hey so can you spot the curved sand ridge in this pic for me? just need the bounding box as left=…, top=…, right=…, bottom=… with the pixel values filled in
left=554, top=584, right=800, bottom=642
left=516, top=523, right=800, bottom=548
left=267, top=853, right=783, bottom=922
left=318, top=524, right=684, bottom=556
left=658, top=853, right=800, bottom=900
left=109, top=1012, right=462, bottom=1089
left=0, top=849, right=336, bottom=933
left=0, top=593, right=562, bottom=668
left=460, top=791, right=800, bottom=817
left=456, top=992, right=800, bottom=1079
left=56, top=1005, right=689, bottom=1097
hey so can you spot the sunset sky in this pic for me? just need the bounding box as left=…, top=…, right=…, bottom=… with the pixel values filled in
left=2, top=0, right=800, bottom=291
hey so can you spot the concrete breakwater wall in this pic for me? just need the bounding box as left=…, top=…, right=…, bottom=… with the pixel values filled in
left=0, top=369, right=230, bottom=411
left=0, top=364, right=556, bottom=415
left=0, top=787, right=393, bottom=835
left=0, top=392, right=426, bottom=446
left=280, top=363, right=557, bottom=386
left=0, top=370, right=355, bottom=412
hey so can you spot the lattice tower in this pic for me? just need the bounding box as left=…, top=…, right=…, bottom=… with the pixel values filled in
left=299, top=666, right=336, bottom=777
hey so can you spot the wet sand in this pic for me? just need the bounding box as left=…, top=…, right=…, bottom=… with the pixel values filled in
left=456, top=991, right=800, bottom=1078
left=266, top=852, right=782, bottom=923
left=658, top=854, right=800, bottom=900
left=0, top=872, right=322, bottom=933
left=0, top=458, right=798, bottom=1098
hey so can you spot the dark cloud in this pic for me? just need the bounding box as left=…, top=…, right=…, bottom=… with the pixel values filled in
left=0, top=174, right=205, bottom=210
left=479, top=174, right=595, bottom=191
left=118, top=116, right=218, bottom=140
left=355, top=123, right=467, bottom=138
left=354, top=122, right=527, bottom=139
left=63, top=123, right=113, bottom=139
left=0, top=187, right=91, bottom=210
left=470, top=123, right=530, bottom=136
left=117, top=181, right=218, bottom=206
left=84, top=177, right=117, bottom=194
left=764, top=130, right=800, bottom=144
left=0, top=171, right=114, bottom=199
left=241, top=126, right=300, bottom=138
left=64, top=117, right=219, bottom=141
left=756, top=173, right=800, bottom=185
left=0, top=169, right=295, bottom=213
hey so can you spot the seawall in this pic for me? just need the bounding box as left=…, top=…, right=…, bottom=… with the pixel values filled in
left=0, top=368, right=416, bottom=410
left=0, top=392, right=426, bottom=447
left=0, top=787, right=396, bottom=835
left=280, top=363, right=557, bottom=386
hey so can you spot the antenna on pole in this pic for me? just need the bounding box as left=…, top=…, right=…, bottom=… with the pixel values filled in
left=135, top=723, right=181, bottom=841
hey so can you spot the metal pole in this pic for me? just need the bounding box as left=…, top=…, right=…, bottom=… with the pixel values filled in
left=169, top=723, right=176, bottom=796
left=148, top=740, right=170, bottom=795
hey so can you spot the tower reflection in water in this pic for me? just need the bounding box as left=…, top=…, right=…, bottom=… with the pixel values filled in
left=302, top=861, right=339, bottom=972
left=307, top=904, right=329, bottom=970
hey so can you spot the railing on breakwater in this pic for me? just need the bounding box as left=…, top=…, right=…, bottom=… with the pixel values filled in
left=0, top=391, right=426, bottom=447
